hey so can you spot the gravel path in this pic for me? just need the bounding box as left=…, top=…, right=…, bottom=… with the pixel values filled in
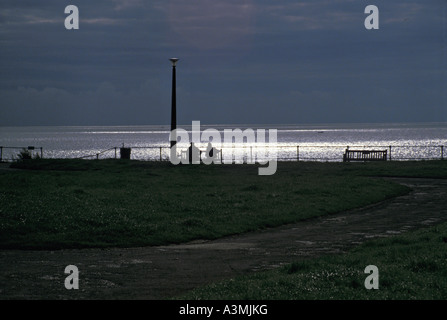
left=1, top=177, right=446, bottom=300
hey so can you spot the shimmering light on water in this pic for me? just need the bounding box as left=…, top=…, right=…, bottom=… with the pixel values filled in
left=0, top=123, right=446, bottom=162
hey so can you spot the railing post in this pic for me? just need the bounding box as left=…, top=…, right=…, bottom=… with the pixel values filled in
left=389, top=146, right=392, bottom=161
left=297, top=146, right=299, bottom=162
left=160, top=147, right=162, bottom=161
left=0, top=146, right=2, bottom=162
left=114, top=147, right=117, bottom=159
left=441, top=145, right=444, bottom=160
left=40, top=147, right=43, bottom=159
left=250, top=146, right=253, bottom=163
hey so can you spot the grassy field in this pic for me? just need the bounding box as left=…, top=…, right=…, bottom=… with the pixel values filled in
left=4, top=159, right=445, bottom=249
left=175, top=160, right=447, bottom=300
left=1, top=159, right=447, bottom=299
left=181, top=221, right=447, bottom=300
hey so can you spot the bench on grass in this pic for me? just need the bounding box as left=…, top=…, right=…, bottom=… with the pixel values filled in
left=343, top=149, right=387, bottom=162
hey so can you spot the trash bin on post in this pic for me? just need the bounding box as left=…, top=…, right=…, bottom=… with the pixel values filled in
left=120, top=147, right=131, bottom=159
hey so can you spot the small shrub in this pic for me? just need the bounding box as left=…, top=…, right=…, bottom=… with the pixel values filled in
left=17, top=148, right=32, bottom=160
left=16, top=148, right=40, bottom=160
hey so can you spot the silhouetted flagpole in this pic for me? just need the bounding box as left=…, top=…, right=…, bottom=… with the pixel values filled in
left=170, top=58, right=179, bottom=148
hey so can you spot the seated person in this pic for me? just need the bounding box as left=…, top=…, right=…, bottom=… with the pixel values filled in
left=205, top=142, right=220, bottom=163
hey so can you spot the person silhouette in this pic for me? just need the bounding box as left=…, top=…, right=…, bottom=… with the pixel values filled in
left=203, top=141, right=221, bottom=164
left=188, top=142, right=200, bottom=164
left=206, top=142, right=214, bottom=158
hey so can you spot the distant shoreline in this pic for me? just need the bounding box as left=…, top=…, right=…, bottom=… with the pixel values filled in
left=1, top=121, right=447, bottom=129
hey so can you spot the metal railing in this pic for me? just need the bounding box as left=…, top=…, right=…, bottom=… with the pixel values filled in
left=1, top=144, right=444, bottom=162
left=76, top=144, right=445, bottom=162
left=0, top=146, right=43, bottom=162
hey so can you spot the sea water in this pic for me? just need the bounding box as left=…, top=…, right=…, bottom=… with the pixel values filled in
left=0, top=122, right=446, bottom=162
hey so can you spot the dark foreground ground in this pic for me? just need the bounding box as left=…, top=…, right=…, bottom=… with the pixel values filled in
left=1, top=177, right=446, bottom=299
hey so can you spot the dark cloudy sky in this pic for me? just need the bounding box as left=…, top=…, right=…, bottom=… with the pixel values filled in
left=0, top=0, right=446, bottom=126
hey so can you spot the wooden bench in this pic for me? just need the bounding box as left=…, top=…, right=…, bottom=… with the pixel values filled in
left=343, top=149, right=387, bottom=162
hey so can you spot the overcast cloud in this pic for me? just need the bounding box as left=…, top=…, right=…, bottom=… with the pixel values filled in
left=0, top=0, right=445, bottom=126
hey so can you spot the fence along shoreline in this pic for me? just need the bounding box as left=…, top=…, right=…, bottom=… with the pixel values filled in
left=1, top=145, right=444, bottom=162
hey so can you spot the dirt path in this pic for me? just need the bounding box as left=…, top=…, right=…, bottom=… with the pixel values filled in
left=1, top=177, right=447, bottom=300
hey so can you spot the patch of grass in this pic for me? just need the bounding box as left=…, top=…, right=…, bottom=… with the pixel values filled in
left=341, top=160, right=447, bottom=179
left=2, top=160, right=444, bottom=249
left=181, top=222, right=447, bottom=300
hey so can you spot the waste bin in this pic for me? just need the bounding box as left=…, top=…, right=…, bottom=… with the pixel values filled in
left=120, top=147, right=131, bottom=159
